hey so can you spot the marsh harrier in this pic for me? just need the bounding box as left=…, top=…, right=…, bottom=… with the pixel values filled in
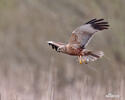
left=48, top=19, right=109, bottom=64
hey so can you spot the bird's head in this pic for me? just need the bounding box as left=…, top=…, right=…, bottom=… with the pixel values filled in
left=57, top=46, right=66, bottom=53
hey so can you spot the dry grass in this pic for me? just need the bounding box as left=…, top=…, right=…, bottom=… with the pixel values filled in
left=0, top=0, right=124, bottom=100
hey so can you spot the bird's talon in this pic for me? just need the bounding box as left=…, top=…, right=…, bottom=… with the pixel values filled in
left=82, top=59, right=88, bottom=64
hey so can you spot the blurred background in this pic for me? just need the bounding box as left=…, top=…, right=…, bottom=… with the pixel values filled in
left=0, top=0, right=125, bottom=100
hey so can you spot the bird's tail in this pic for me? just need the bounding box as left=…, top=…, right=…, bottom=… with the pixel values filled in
left=82, top=51, right=104, bottom=63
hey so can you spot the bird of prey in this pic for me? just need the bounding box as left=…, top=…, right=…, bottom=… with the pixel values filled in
left=48, top=19, right=109, bottom=64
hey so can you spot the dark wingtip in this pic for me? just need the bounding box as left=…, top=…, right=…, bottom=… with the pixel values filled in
left=48, top=41, right=58, bottom=51
left=86, top=18, right=109, bottom=30
left=85, top=18, right=97, bottom=24
left=48, top=43, right=51, bottom=45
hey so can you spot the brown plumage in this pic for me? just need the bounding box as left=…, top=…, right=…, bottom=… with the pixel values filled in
left=48, top=18, right=109, bottom=64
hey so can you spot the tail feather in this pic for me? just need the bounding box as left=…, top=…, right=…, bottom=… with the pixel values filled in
left=90, top=51, right=104, bottom=58
left=83, top=51, right=104, bottom=63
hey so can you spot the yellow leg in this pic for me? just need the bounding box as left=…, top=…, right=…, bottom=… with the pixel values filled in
left=79, top=55, right=82, bottom=64
left=82, top=57, right=88, bottom=64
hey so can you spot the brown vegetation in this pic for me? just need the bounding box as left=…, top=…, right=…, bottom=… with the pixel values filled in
left=0, top=0, right=125, bottom=100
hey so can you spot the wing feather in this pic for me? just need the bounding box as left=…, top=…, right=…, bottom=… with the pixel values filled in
left=48, top=41, right=64, bottom=51
left=69, top=18, right=109, bottom=49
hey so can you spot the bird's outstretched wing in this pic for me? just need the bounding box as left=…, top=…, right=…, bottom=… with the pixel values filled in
left=48, top=41, right=64, bottom=51
left=69, top=18, right=109, bottom=49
